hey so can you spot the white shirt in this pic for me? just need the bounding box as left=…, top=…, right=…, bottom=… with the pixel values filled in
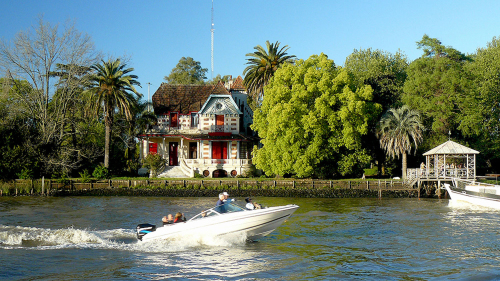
left=246, top=203, right=255, bottom=210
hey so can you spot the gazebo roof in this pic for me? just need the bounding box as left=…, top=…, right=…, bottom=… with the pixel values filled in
left=423, top=140, right=479, bottom=156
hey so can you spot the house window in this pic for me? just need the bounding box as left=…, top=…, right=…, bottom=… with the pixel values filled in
left=239, top=142, right=248, bottom=159
left=191, top=113, right=198, bottom=127
left=216, top=115, right=224, bottom=126
left=170, top=113, right=178, bottom=127
left=189, top=142, right=197, bottom=159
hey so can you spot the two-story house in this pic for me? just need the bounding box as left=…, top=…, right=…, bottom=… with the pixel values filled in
left=139, top=76, right=255, bottom=178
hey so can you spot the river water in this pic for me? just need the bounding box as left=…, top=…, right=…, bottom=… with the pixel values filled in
left=1, top=196, right=499, bottom=280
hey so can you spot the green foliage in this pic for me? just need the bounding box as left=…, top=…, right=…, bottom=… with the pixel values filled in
left=93, top=164, right=110, bottom=180
left=403, top=35, right=471, bottom=142
left=56, top=173, right=70, bottom=184
left=79, top=170, right=92, bottom=183
left=194, top=171, right=204, bottom=178
left=207, top=74, right=231, bottom=85
left=143, top=154, right=167, bottom=178
left=17, top=168, right=33, bottom=180
left=164, top=57, right=207, bottom=85
left=252, top=53, right=382, bottom=178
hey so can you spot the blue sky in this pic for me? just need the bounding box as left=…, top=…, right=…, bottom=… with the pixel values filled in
left=1, top=0, right=500, bottom=100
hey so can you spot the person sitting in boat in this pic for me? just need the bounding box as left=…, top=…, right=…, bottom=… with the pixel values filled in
left=245, top=197, right=262, bottom=210
left=245, top=197, right=255, bottom=210
left=162, top=214, right=174, bottom=225
left=174, top=212, right=186, bottom=223
left=216, top=193, right=225, bottom=206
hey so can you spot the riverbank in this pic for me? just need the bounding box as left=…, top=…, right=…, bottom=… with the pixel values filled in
left=0, top=178, right=424, bottom=198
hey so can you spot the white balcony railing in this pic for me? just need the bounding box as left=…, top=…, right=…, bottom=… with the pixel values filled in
left=184, top=159, right=252, bottom=166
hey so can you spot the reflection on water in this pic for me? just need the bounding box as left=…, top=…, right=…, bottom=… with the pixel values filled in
left=1, top=196, right=500, bottom=280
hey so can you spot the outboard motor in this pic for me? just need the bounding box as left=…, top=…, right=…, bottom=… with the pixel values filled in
left=136, top=223, right=156, bottom=241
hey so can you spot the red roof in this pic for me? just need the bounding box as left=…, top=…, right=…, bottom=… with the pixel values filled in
left=229, top=76, right=246, bottom=91
left=152, top=82, right=230, bottom=115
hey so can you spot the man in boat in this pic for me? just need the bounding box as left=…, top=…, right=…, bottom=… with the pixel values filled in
left=216, top=193, right=225, bottom=206
left=223, top=191, right=234, bottom=203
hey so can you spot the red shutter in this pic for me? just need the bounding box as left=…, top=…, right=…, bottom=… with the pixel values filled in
left=149, top=143, right=157, bottom=154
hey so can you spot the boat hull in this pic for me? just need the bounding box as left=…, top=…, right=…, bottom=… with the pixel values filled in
left=444, top=183, right=500, bottom=209
left=140, top=204, right=298, bottom=242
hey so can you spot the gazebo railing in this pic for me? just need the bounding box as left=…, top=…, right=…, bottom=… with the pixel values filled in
left=407, top=168, right=470, bottom=180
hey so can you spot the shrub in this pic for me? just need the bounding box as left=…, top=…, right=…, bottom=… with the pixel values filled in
left=93, top=165, right=110, bottom=180
left=56, top=173, right=70, bottom=184
left=17, top=168, right=33, bottom=180
left=143, top=154, right=167, bottom=178
left=79, top=170, right=92, bottom=183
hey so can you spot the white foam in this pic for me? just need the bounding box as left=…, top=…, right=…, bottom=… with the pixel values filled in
left=0, top=225, right=248, bottom=251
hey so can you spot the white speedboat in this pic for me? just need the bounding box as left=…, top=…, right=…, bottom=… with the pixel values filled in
left=443, top=178, right=500, bottom=209
left=136, top=202, right=299, bottom=242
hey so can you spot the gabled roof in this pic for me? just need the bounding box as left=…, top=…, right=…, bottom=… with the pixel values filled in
left=152, top=82, right=230, bottom=115
left=199, top=95, right=242, bottom=115
left=229, top=76, right=245, bottom=91
left=423, top=140, right=480, bottom=156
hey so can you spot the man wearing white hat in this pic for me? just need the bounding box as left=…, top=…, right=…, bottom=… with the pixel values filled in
left=223, top=191, right=234, bottom=203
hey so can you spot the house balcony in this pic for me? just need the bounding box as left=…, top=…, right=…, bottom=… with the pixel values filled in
left=185, top=158, right=252, bottom=166
left=149, top=124, right=201, bottom=134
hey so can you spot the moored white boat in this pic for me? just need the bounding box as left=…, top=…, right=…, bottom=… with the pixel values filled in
left=443, top=178, right=500, bottom=209
left=136, top=203, right=299, bottom=242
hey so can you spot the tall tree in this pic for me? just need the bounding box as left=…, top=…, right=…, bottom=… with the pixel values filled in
left=345, top=48, right=408, bottom=175
left=464, top=36, right=500, bottom=172
left=164, top=57, right=207, bottom=85
left=243, top=41, right=295, bottom=105
left=86, top=59, right=141, bottom=168
left=402, top=34, right=471, bottom=148
left=0, top=17, right=96, bottom=176
left=252, top=53, right=381, bottom=178
left=378, top=106, right=424, bottom=180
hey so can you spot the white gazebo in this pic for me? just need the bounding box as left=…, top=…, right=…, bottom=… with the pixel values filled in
left=406, top=140, right=479, bottom=187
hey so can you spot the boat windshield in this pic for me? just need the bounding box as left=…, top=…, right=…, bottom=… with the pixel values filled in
left=213, top=202, right=245, bottom=214
left=189, top=203, right=245, bottom=221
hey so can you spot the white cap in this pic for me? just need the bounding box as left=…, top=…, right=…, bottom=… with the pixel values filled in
left=223, top=192, right=229, bottom=196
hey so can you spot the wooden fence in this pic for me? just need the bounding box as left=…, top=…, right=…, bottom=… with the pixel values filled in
left=0, top=179, right=415, bottom=198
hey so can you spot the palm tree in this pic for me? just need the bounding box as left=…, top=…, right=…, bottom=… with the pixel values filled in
left=243, top=41, right=295, bottom=104
left=85, top=59, right=141, bottom=168
left=378, top=105, right=424, bottom=179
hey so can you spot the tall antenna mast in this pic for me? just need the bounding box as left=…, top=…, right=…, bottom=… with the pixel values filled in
left=211, top=0, right=214, bottom=79
left=146, top=82, right=152, bottom=112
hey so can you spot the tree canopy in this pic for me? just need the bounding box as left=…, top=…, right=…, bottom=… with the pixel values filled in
left=252, top=53, right=382, bottom=178
left=344, top=48, right=408, bottom=175
left=403, top=35, right=471, bottom=146
left=164, top=57, right=208, bottom=85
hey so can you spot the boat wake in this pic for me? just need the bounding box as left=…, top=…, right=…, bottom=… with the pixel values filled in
left=0, top=224, right=248, bottom=252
